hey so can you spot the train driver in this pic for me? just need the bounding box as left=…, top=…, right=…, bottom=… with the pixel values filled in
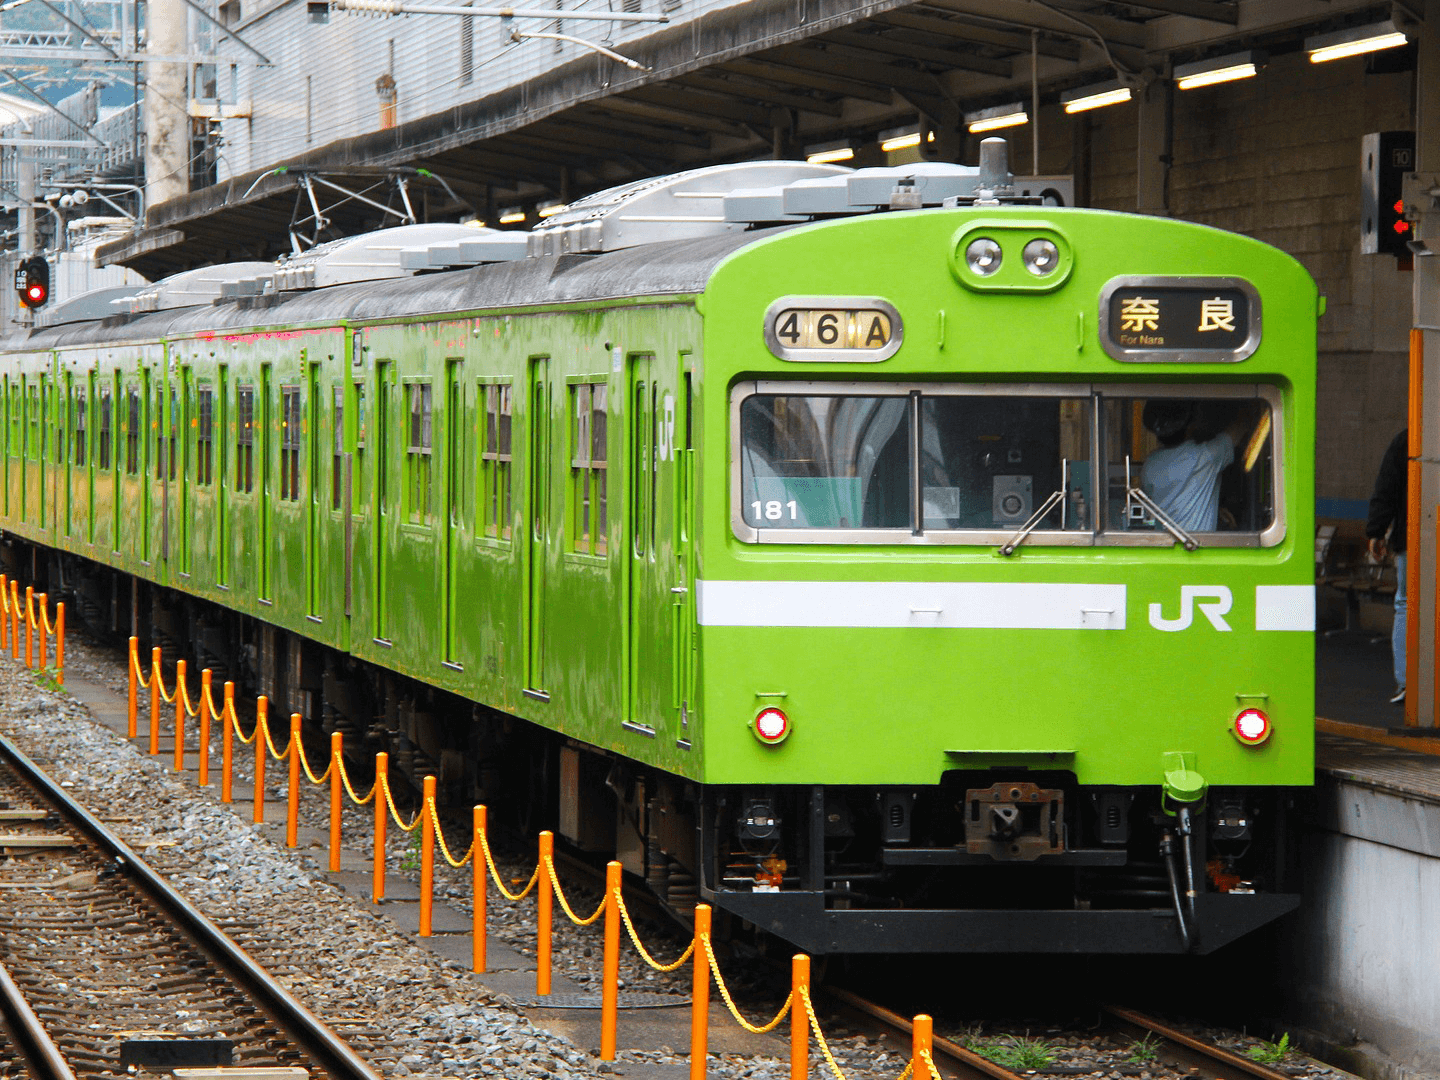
left=1139, top=399, right=1264, bottom=533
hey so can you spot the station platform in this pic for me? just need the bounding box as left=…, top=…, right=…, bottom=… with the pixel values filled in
left=1293, top=632, right=1440, bottom=1080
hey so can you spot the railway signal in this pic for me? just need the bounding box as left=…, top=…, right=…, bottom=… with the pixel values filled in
left=14, top=256, right=49, bottom=309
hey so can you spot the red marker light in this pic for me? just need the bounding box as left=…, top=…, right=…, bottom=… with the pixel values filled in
left=25, top=284, right=45, bottom=305
left=753, top=707, right=790, bottom=744
left=1233, top=707, right=1271, bottom=745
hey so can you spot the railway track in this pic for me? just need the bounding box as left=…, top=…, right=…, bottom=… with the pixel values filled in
left=822, top=989, right=1301, bottom=1080
left=0, top=731, right=382, bottom=1080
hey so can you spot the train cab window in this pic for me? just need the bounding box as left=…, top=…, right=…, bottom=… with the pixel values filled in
left=197, top=385, right=214, bottom=485
left=739, top=392, right=912, bottom=531
left=1102, top=392, right=1276, bottom=542
left=481, top=383, right=513, bottom=540
left=73, top=389, right=86, bottom=467
left=98, top=387, right=112, bottom=470
left=570, top=382, right=607, bottom=555
left=236, top=385, right=255, bottom=494
left=405, top=381, right=432, bottom=524
left=280, top=385, right=301, bottom=502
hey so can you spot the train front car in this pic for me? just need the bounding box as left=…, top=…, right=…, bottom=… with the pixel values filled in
left=694, top=186, right=1316, bottom=953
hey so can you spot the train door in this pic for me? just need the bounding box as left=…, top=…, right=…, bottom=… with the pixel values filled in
left=60, top=371, right=73, bottom=538
left=151, top=373, right=166, bottom=564
left=626, top=353, right=658, bottom=732
left=443, top=359, right=463, bottom=664
left=306, top=360, right=321, bottom=618
left=373, top=359, right=392, bottom=643
left=524, top=356, right=550, bottom=698
left=217, top=365, right=231, bottom=586
left=178, top=368, right=192, bottom=573
left=259, top=363, right=273, bottom=601
left=672, top=366, right=698, bottom=746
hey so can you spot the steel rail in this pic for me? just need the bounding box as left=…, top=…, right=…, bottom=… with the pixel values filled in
left=822, top=985, right=1028, bottom=1080
left=1104, top=1006, right=1295, bottom=1080
left=0, top=955, right=78, bottom=1080
left=0, top=732, right=383, bottom=1080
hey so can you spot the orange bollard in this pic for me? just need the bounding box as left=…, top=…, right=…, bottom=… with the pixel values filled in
left=198, top=669, right=213, bottom=786
left=286, top=713, right=301, bottom=848
left=23, top=586, right=33, bottom=669
left=473, top=805, right=487, bottom=973
left=913, top=1014, right=933, bottom=1080
left=9, top=580, right=18, bottom=661
left=221, top=682, right=235, bottom=803
left=373, top=752, right=388, bottom=903
left=329, top=732, right=343, bottom=872
left=54, top=602, right=63, bottom=686
left=420, top=775, right=436, bottom=937
left=537, top=830, right=554, bottom=995
left=690, top=904, right=711, bottom=1080
left=173, top=659, right=187, bottom=772
left=36, top=593, right=46, bottom=672
left=253, top=696, right=267, bottom=825
left=0, top=574, right=8, bottom=652
left=148, top=647, right=162, bottom=755
left=127, top=636, right=139, bottom=738
left=601, top=860, right=622, bottom=1060
left=790, top=954, right=809, bottom=1080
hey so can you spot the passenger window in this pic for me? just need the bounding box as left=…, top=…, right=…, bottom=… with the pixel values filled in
left=126, top=386, right=140, bottom=475
left=236, top=384, right=255, bottom=494
left=405, top=381, right=432, bottom=524
left=73, top=387, right=87, bottom=467
left=570, top=382, right=607, bottom=555
left=27, top=384, right=38, bottom=462
left=197, top=385, right=214, bottom=485
left=332, top=385, right=344, bottom=510
left=169, top=389, right=178, bottom=481
left=354, top=381, right=367, bottom=507
left=154, top=385, right=165, bottom=479
left=481, top=383, right=513, bottom=540
left=740, top=393, right=912, bottom=529
left=1103, top=395, right=1274, bottom=536
left=280, top=385, right=301, bottom=502
left=98, top=387, right=112, bottom=470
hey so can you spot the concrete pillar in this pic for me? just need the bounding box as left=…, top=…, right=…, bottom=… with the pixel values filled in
left=1136, top=73, right=1171, bottom=215
left=1411, top=2, right=1440, bottom=725
left=143, top=0, right=190, bottom=214
left=17, top=154, right=35, bottom=253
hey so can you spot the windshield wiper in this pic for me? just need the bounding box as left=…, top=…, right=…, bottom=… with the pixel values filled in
left=1126, top=486, right=1200, bottom=551
left=998, top=489, right=1066, bottom=556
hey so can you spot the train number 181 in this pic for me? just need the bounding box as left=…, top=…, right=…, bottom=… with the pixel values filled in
left=752, top=500, right=799, bottom=522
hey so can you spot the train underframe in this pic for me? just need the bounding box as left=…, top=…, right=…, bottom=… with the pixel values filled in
left=15, top=539, right=1301, bottom=956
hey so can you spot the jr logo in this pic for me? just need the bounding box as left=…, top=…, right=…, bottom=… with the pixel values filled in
left=1148, top=586, right=1233, bottom=632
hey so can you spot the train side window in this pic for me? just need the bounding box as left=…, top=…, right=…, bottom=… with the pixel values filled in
left=126, top=386, right=140, bottom=475
left=481, top=382, right=513, bottom=540
left=1101, top=393, right=1275, bottom=539
left=73, top=386, right=86, bottom=467
left=197, top=384, right=214, bottom=485
left=354, top=381, right=367, bottom=507
left=405, top=381, right=432, bottom=524
left=236, top=384, right=255, bottom=494
left=169, top=389, right=179, bottom=481
left=280, top=385, right=301, bottom=502
left=27, top=384, right=38, bottom=462
left=332, top=385, right=344, bottom=510
left=154, top=384, right=165, bottom=479
left=570, top=382, right=607, bottom=555
left=98, top=386, right=112, bottom=470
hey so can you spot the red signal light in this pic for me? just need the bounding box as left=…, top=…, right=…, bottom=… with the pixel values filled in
left=753, top=707, right=790, bottom=745
left=1394, top=198, right=1406, bottom=214
left=1233, top=707, right=1272, bottom=746
left=24, top=283, right=45, bottom=305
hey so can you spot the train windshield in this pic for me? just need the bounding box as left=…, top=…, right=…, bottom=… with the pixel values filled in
left=733, top=383, right=1281, bottom=546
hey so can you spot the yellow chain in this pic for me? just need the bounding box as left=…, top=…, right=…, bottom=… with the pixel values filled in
left=38, top=602, right=54, bottom=636
left=296, top=737, right=333, bottom=785
left=130, top=645, right=150, bottom=688
left=615, top=891, right=695, bottom=972
left=202, top=680, right=222, bottom=720
left=702, top=934, right=792, bottom=1034
left=894, top=1062, right=914, bottom=1080
left=335, top=755, right=377, bottom=805
left=542, top=855, right=605, bottom=926
left=425, top=796, right=475, bottom=868
left=153, top=659, right=177, bottom=703
left=232, top=704, right=260, bottom=746
left=1, top=582, right=10, bottom=617
left=919, top=1049, right=942, bottom=1080
left=262, top=715, right=289, bottom=761
left=379, top=772, right=424, bottom=833
left=177, top=674, right=199, bottom=718
left=477, top=827, right=540, bottom=901
left=801, top=986, right=849, bottom=1080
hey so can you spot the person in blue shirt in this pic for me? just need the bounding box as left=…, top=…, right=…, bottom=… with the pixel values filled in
left=1140, top=400, right=1261, bottom=533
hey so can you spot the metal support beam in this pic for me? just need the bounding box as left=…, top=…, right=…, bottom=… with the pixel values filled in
left=1135, top=73, right=1170, bottom=216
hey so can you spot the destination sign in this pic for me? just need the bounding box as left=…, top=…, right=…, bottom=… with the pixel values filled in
left=764, top=297, right=903, bottom=363
left=1099, top=278, right=1260, bottom=363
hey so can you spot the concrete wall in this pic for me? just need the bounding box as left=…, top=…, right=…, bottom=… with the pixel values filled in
left=1289, top=775, right=1440, bottom=1080
left=1063, top=53, right=1415, bottom=514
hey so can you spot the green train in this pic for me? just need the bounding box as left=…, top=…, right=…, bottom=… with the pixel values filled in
left=0, top=142, right=1315, bottom=954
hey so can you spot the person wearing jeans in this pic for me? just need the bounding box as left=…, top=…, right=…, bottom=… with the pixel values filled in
left=1366, top=429, right=1408, bottom=705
